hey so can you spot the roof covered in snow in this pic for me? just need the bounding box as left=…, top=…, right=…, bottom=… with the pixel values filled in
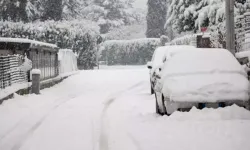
left=0, top=37, right=58, bottom=50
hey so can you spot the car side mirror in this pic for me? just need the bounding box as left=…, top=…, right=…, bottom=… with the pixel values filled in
left=238, top=57, right=249, bottom=65
left=147, top=62, right=153, bottom=69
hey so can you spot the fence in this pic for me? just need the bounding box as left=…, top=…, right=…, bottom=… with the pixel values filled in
left=235, top=12, right=250, bottom=52
left=0, top=55, right=27, bottom=89
left=29, top=50, right=58, bottom=81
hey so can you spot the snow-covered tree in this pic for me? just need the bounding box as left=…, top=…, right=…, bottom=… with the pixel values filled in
left=104, top=23, right=146, bottom=40
left=43, top=0, right=63, bottom=21
left=166, top=0, right=248, bottom=37
left=82, top=0, right=138, bottom=33
left=146, top=0, right=167, bottom=38
left=0, top=0, right=28, bottom=22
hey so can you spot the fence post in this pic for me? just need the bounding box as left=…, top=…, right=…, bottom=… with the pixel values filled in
left=225, top=0, right=235, bottom=55
left=244, top=12, right=250, bottom=51
left=55, top=53, right=59, bottom=76
left=31, top=69, right=41, bottom=94
left=197, top=35, right=211, bottom=48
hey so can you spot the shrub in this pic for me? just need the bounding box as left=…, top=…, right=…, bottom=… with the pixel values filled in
left=0, top=20, right=100, bottom=69
left=100, top=38, right=160, bottom=65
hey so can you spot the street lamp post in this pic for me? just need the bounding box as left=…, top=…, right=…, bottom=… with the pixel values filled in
left=226, top=0, right=235, bottom=55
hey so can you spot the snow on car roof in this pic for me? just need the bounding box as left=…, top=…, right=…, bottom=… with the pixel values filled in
left=164, top=45, right=196, bottom=60
left=162, top=48, right=245, bottom=77
left=153, top=45, right=195, bottom=65
left=0, top=37, right=58, bottom=49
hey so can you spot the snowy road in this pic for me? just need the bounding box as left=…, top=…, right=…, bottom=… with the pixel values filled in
left=1, top=66, right=250, bottom=150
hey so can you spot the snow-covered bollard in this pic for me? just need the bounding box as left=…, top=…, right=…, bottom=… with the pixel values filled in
left=31, top=69, right=41, bottom=94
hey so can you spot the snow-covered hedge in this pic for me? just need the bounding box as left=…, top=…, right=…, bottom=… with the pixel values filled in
left=100, top=38, right=160, bottom=65
left=168, top=34, right=198, bottom=46
left=0, top=20, right=100, bottom=69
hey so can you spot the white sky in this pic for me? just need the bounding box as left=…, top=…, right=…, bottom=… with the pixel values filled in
left=133, top=0, right=147, bottom=9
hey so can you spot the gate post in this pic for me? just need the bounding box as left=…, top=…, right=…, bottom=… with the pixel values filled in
left=31, top=69, right=41, bottom=94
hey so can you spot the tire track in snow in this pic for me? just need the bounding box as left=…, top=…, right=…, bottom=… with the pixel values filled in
left=99, top=81, right=144, bottom=150
left=0, top=94, right=76, bottom=142
left=126, top=132, right=143, bottom=150
left=0, top=93, right=81, bottom=150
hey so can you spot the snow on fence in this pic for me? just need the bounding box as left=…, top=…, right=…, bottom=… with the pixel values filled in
left=58, top=49, right=78, bottom=74
left=0, top=55, right=27, bottom=89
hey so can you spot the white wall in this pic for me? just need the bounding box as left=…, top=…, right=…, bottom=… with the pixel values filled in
left=58, top=49, right=78, bottom=74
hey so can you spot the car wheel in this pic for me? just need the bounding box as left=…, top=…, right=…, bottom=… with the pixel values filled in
left=161, top=94, right=167, bottom=115
left=155, top=93, right=160, bottom=114
left=151, top=86, right=155, bottom=94
left=155, top=93, right=167, bottom=115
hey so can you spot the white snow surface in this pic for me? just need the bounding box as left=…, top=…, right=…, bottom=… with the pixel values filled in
left=161, top=48, right=250, bottom=102
left=0, top=66, right=250, bottom=150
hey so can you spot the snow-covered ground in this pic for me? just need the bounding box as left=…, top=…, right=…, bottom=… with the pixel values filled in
left=0, top=66, right=250, bottom=150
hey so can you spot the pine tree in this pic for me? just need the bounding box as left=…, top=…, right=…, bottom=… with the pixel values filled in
left=0, top=0, right=28, bottom=22
left=146, top=0, right=167, bottom=38
left=19, top=0, right=28, bottom=22
left=91, top=0, right=135, bottom=33
left=43, top=0, right=63, bottom=21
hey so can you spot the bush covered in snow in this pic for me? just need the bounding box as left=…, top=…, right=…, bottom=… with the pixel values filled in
left=0, top=20, right=100, bottom=69
left=168, top=34, right=198, bottom=46
left=100, top=38, right=160, bottom=65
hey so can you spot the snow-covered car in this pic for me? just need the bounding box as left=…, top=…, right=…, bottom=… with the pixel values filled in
left=147, top=46, right=168, bottom=94
left=154, top=48, right=250, bottom=115
left=147, top=45, right=195, bottom=94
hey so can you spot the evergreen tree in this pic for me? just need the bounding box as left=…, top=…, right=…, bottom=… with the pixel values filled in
left=146, top=0, right=167, bottom=38
left=91, top=0, right=135, bottom=33
left=43, top=0, right=63, bottom=21
left=0, top=0, right=28, bottom=22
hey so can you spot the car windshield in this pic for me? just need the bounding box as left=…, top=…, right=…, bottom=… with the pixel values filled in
left=152, top=47, right=168, bottom=66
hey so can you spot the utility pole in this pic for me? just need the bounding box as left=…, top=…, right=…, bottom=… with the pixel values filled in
left=226, top=0, right=235, bottom=55
left=96, top=46, right=99, bottom=69
left=96, top=36, right=103, bottom=70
